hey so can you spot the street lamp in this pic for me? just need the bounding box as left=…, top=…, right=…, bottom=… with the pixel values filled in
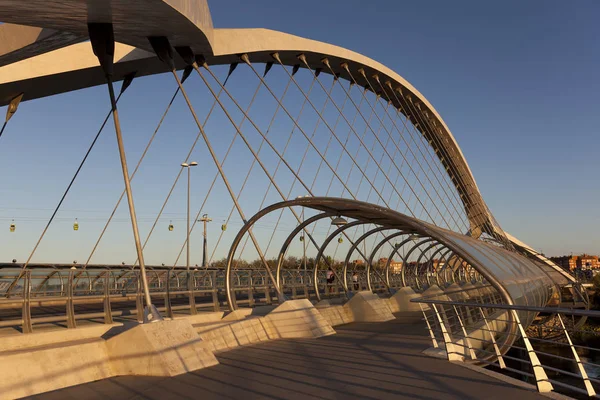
left=182, top=161, right=198, bottom=271
left=199, top=213, right=212, bottom=268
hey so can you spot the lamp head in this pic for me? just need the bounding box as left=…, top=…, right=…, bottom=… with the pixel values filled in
left=331, top=216, right=348, bottom=227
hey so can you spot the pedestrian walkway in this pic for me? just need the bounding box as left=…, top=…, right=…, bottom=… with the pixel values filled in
left=28, top=314, right=546, bottom=400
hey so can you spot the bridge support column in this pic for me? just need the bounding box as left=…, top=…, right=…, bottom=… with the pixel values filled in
left=88, top=22, right=161, bottom=323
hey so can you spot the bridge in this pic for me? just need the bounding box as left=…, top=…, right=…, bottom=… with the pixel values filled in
left=0, top=1, right=597, bottom=399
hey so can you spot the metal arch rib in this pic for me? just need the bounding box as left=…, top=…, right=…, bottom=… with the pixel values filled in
left=0, top=1, right=496, bottom=237
left=225, top=197, right=563, bottom=310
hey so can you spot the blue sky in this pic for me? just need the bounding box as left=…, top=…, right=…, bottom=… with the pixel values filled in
left=0, top=0, right=597, bottom=264
left=208, top=0, right=598, bottom=256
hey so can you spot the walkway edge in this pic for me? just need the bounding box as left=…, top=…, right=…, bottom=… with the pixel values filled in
left=450, top=361, right=573, bottom=400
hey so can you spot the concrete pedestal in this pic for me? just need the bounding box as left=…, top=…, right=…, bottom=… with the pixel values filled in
left=198, top=300, right=335, bottom=353
left=388, top=287, right=424, bottom=312
left=265, top=299, right=336, bottom=338
left=316, top=299, right=354, bottom=326
left=346, top=291, right=395, bottom=322
left=106, top=318, right=219, bottom=377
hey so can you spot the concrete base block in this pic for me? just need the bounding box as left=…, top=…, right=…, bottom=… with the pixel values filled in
left=422, top=284, right=449, bottom=299
left=198, top=317, right=272, bottom=353
left=184, top=311, right=225, bottom=324
left=0, top=325, right=117, bottom=400
left=0, top=319, right=220, bottom=399
left=346, top=291, right=395, bottom=322
left=222, top=308, right=254, bottom=321
left=316, top=300, right=354, bottom=326
left=198, top=300, right=335, bottom=353
left=0, top=339, right=113, bottom=400
left=265, top=299, right=335, bottom=338
left=106, top=319, right=219, bottom=377
left=388, top=287, right=425, bottom=312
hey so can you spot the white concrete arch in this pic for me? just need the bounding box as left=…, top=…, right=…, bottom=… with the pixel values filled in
left=0, top=0, right=502, bottom=239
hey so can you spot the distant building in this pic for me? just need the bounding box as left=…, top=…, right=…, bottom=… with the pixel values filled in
left=549, top=255, right=577, bottom=271
left=390, top=261, right=403, bottom=274
left=549, top=254, right=599, bottom=271
left=579, top=254, right=599, bottom=270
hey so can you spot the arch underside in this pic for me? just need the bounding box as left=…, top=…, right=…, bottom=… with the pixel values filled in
left=0, top=1, right=505, bottom=241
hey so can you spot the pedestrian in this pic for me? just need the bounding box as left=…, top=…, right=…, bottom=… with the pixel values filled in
left=326, top=267, right=335, bottom=294
left=352, top=271, right=359, bottom=291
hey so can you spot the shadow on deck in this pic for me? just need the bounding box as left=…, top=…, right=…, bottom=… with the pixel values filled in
left=27, top=313, right=546, bottom=400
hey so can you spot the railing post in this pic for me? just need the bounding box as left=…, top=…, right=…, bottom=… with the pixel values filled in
left=478, top=307, right=506, bottom=369
left=22, top=270, right=33, bottom=334
left=212, top=271, right=221, bottom=311
left=248, top=275, right=254, bottom=307
left=420, top=303, right=438, bottom=348
left=453, top=305, right=476, bottom=360
left=264, top=283, right=272, bottom=305
left=557, top=314, right=596, bottom=396
left=511, top=310, right=553, bottom=393
left=66, top=270, right=77, bottom=329
left=432, top=304, right=462, bottom=361
left=304, top=277, right=309, bottom=299
left=135, top=272, right=144, bottom=322
left=165, top=270, right=173, bottom=318
left=188, top=271, right=197, bottom=315
left=103, top=271, right=114, bottom=324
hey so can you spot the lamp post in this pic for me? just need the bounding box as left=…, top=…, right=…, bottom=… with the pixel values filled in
left=199, top=214, right=212, bottom=268
left=181, top=162, right=198, bottom=271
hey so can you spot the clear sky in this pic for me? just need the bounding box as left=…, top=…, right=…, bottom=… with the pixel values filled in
left=0, top=0, right=597, bottom=265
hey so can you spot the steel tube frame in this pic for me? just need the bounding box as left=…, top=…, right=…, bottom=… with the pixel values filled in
left=88, top=23, right=159, bottom=322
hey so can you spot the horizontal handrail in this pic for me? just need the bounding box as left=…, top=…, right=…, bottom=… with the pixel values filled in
left=411, top=297, right=599, bottom=318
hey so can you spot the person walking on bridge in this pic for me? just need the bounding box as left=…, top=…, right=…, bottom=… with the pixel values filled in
left=326, top=267, right=335, bottom=294
left=352, top=271, right=359, bottom=291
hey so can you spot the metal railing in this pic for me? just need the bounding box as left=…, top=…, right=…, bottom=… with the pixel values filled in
left=412, top=293, right=600, bottom=398
left=0, top=266, right=394, bottom=333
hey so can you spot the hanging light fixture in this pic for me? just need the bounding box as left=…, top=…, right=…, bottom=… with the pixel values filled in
left=338, top=236, right=343, bottom=244
left=221, top=220, right=227, bottom=231
left=73, top=218, right=79, bottom=231
left=168, top=220, right=174, bottom=231
left=331, top=216, right=348, bottom=227
left=9, top=219, right=15, bottom=232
